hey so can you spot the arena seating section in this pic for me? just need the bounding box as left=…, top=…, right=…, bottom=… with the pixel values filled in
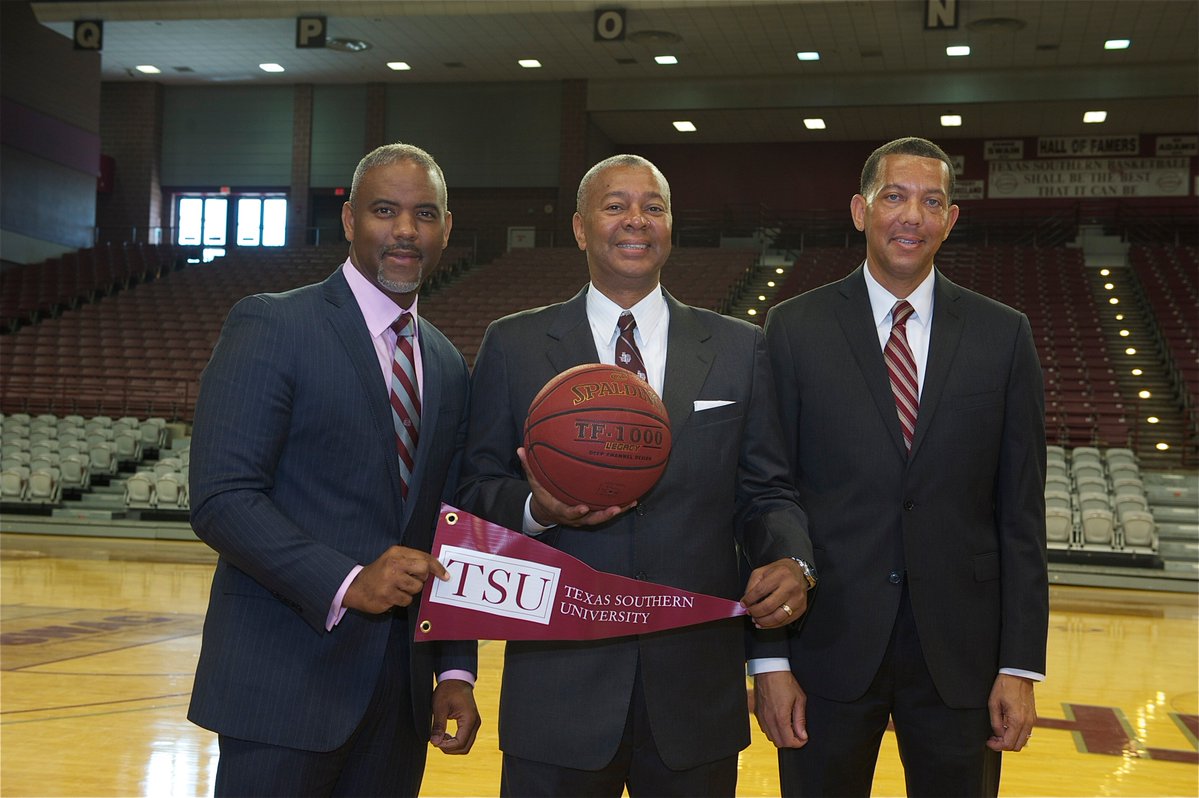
left=1, top=240, right=1193, bottom=570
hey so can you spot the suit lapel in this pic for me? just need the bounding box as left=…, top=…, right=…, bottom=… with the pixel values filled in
left=545, top=287, right=601, bottom=372
left=321, top=271, right=406, bottom=528
left=660, top=290, right=713, bottom=439
left=835, top=266, right=908, bottom=459
left=910, top=271, right=963, bottom=461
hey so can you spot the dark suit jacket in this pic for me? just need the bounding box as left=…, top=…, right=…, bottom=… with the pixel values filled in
left=187, top=267, right=476, bottom=752
left=762, top=266, right=1048, bottom=709
left=457, top=285, right=811, bottom=771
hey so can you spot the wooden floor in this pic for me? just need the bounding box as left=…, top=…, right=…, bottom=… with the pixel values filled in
left=1, top=532, right=1196, bottom=798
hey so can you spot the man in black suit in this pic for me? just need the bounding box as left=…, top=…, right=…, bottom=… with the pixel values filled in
left=457, top=154, right=814, bottom=796
left=188, top=143, right=479, bottom=797
left=757, top=137, right=1048, bottom=796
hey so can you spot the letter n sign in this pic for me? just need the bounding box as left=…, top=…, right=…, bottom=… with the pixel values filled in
left=595, top=8, right=625, bottom=41
left=925, top=0, right=958, bottom=29
left=296, top=16, right=327, bottom=48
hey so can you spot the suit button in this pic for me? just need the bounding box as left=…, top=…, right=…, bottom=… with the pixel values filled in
left=903, top=500, right=915, bottom=511
left=888, top=571, right=903, bottom=584
left=635, top=571, right=649, bottom=580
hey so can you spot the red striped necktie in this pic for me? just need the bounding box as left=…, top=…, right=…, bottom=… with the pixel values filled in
left=884, top=300, right=919, bottom=453
left=390, top=312, right=420, bottom=498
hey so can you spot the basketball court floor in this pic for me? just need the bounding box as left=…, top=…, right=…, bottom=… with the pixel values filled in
left=1, top=531, right=1196, bottom=797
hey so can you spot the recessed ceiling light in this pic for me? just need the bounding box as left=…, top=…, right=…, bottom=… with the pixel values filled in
left=518, top=59, right=542, bottom=68
left=135, top=65, right=161, bottom=74
left=940, top=114, right=962, bottom=127
left=327, top=38, right=371, bottom=53
left=1105, top=39, right=1131, bottom=50
left=673, top=121, right=697, bottom=132
left=804, top=118, right=826, bottom=130
left=946, top=45, right=971, bottom=57
left=654, top=55, right=679, bottom=65
left=387, top=61, right=411, bottom=71
left=796, top=51, right=820, bottom=61
left=259, top=63, right=285, bottom=73
left=1084, top=110, right=1108, bottom=123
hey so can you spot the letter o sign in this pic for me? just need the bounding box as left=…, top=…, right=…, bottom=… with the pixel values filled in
left=594, top=9, right=625, bottom=42
left=74, top=19, right=103, bottom=50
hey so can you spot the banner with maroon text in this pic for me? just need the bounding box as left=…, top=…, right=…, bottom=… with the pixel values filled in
left=414, top=505, right=747, bottom=641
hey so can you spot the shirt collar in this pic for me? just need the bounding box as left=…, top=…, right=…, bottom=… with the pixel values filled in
left=586, top=284, right=667, bottom=344
left=342, top=258, right=420, bottom=338
left=862, top=263, right=936, bottom=328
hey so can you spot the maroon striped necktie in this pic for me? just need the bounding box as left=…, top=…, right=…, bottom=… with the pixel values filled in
left=390, top=313, right=420, bottom=498
left=615, top=312, right=648, bottom=382
left=884, top=300, right=919, bottom=453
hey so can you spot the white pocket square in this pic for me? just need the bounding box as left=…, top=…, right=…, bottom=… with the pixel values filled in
left=694, top=400, right=735, bottom=411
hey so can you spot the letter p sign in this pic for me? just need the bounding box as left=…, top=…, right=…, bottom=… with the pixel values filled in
left=296, top=16, right=326, bottom=48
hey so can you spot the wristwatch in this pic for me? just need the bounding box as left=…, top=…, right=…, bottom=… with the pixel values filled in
left=791, top=557, right=818, bottom=590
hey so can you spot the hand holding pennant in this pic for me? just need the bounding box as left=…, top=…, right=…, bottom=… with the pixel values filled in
left=415, top=505, right=748, bottom=641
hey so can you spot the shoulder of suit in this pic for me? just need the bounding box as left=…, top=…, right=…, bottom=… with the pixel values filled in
left=947, top=280, right=1027, bottom=321
left=487, top=299, right=576, bottom=331
left=678, top=302, right=762, bottom=337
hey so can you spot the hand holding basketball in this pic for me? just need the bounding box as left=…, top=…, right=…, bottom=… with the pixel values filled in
left=517, top=446, right=632, bottom=527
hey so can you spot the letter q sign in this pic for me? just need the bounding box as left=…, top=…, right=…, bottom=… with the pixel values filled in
left=74, top=20, right=103, bottom=50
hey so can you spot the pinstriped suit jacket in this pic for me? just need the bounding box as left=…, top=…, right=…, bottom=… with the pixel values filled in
left=187, top=266, right=475, bottom=752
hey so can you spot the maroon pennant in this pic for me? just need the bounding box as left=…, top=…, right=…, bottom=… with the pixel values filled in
left=415, top=505, right=748, bottom=641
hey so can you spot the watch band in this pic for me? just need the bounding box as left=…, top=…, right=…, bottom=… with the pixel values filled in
left=791, top=557, right=818, bottom=589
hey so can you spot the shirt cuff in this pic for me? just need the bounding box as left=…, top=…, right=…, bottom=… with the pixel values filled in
left=999, top=667, right=1045, bottom=682
left=437, top=669, right=476, bottom=686
left=326, top=564, right=364, bottom=631
left=522, top=493, right=556, bottom=536
left=747, top=657, right=791, bottom=676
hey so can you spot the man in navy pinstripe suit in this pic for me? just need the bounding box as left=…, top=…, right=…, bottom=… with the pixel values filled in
left=188, top=143, right=479, bottom=797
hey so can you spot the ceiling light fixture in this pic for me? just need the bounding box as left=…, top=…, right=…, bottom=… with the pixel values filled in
left=1105, top=39, right=1131, bottom=50
left=804, top=118, right=826, bottom=130
left=673, top=121, right=697, bottom=132
left=518, top=59, right=542, bottom=68
left=946, top=45, right=971, bottom=57
left=326, top=38, right=371, bottom=53
left=796, top=51, right=820, bottom=61
left=654, top=55, right=678, bottom=65
left=135, top=65, right=161, bottom=74
left=1084, top=110, right=1108, bottom=123
left=940, top=114, right=962, bottom=127
left=387, top=62, right=411, bottom=71
left=259, top=63, right=285, bottom=73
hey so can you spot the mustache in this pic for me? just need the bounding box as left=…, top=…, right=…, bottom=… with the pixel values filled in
left=382, top=244, right=422, bottom=257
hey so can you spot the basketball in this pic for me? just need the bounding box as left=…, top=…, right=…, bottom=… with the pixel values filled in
left=523, top=363, right=672, bottom=507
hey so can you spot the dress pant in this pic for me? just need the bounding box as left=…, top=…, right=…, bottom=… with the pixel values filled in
left=778, top=585, right=1000, bottom=797
left=214, top=616, right=425, bottom=798
left=501, top=663, right=738, bottom=798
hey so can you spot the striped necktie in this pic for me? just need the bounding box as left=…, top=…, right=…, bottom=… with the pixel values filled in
left=390, top=312, right=420, bottom=498
left=884, top=300, right=919, bottom=453
left=615, top=312, right=648, bottom=382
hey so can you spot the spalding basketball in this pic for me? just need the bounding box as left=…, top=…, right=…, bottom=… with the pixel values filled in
left=523, top=363, right=671, bottom=507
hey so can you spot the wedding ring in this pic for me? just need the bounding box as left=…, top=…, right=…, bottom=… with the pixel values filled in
left=781, top=603, right=793, bottom=616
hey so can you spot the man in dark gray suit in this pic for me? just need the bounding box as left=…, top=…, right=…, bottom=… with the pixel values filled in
left=457, top=154, right=814, bottom=797
left=188, top=143, right=479, bottom=797
left=757, top=137, right=1048, bottom=796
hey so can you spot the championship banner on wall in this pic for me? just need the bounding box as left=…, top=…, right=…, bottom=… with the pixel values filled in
left=414, top=505, right=747, bottom=641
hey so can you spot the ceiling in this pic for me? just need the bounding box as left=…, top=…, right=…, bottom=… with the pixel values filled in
left=30, top=0, right=1199, bottom=144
